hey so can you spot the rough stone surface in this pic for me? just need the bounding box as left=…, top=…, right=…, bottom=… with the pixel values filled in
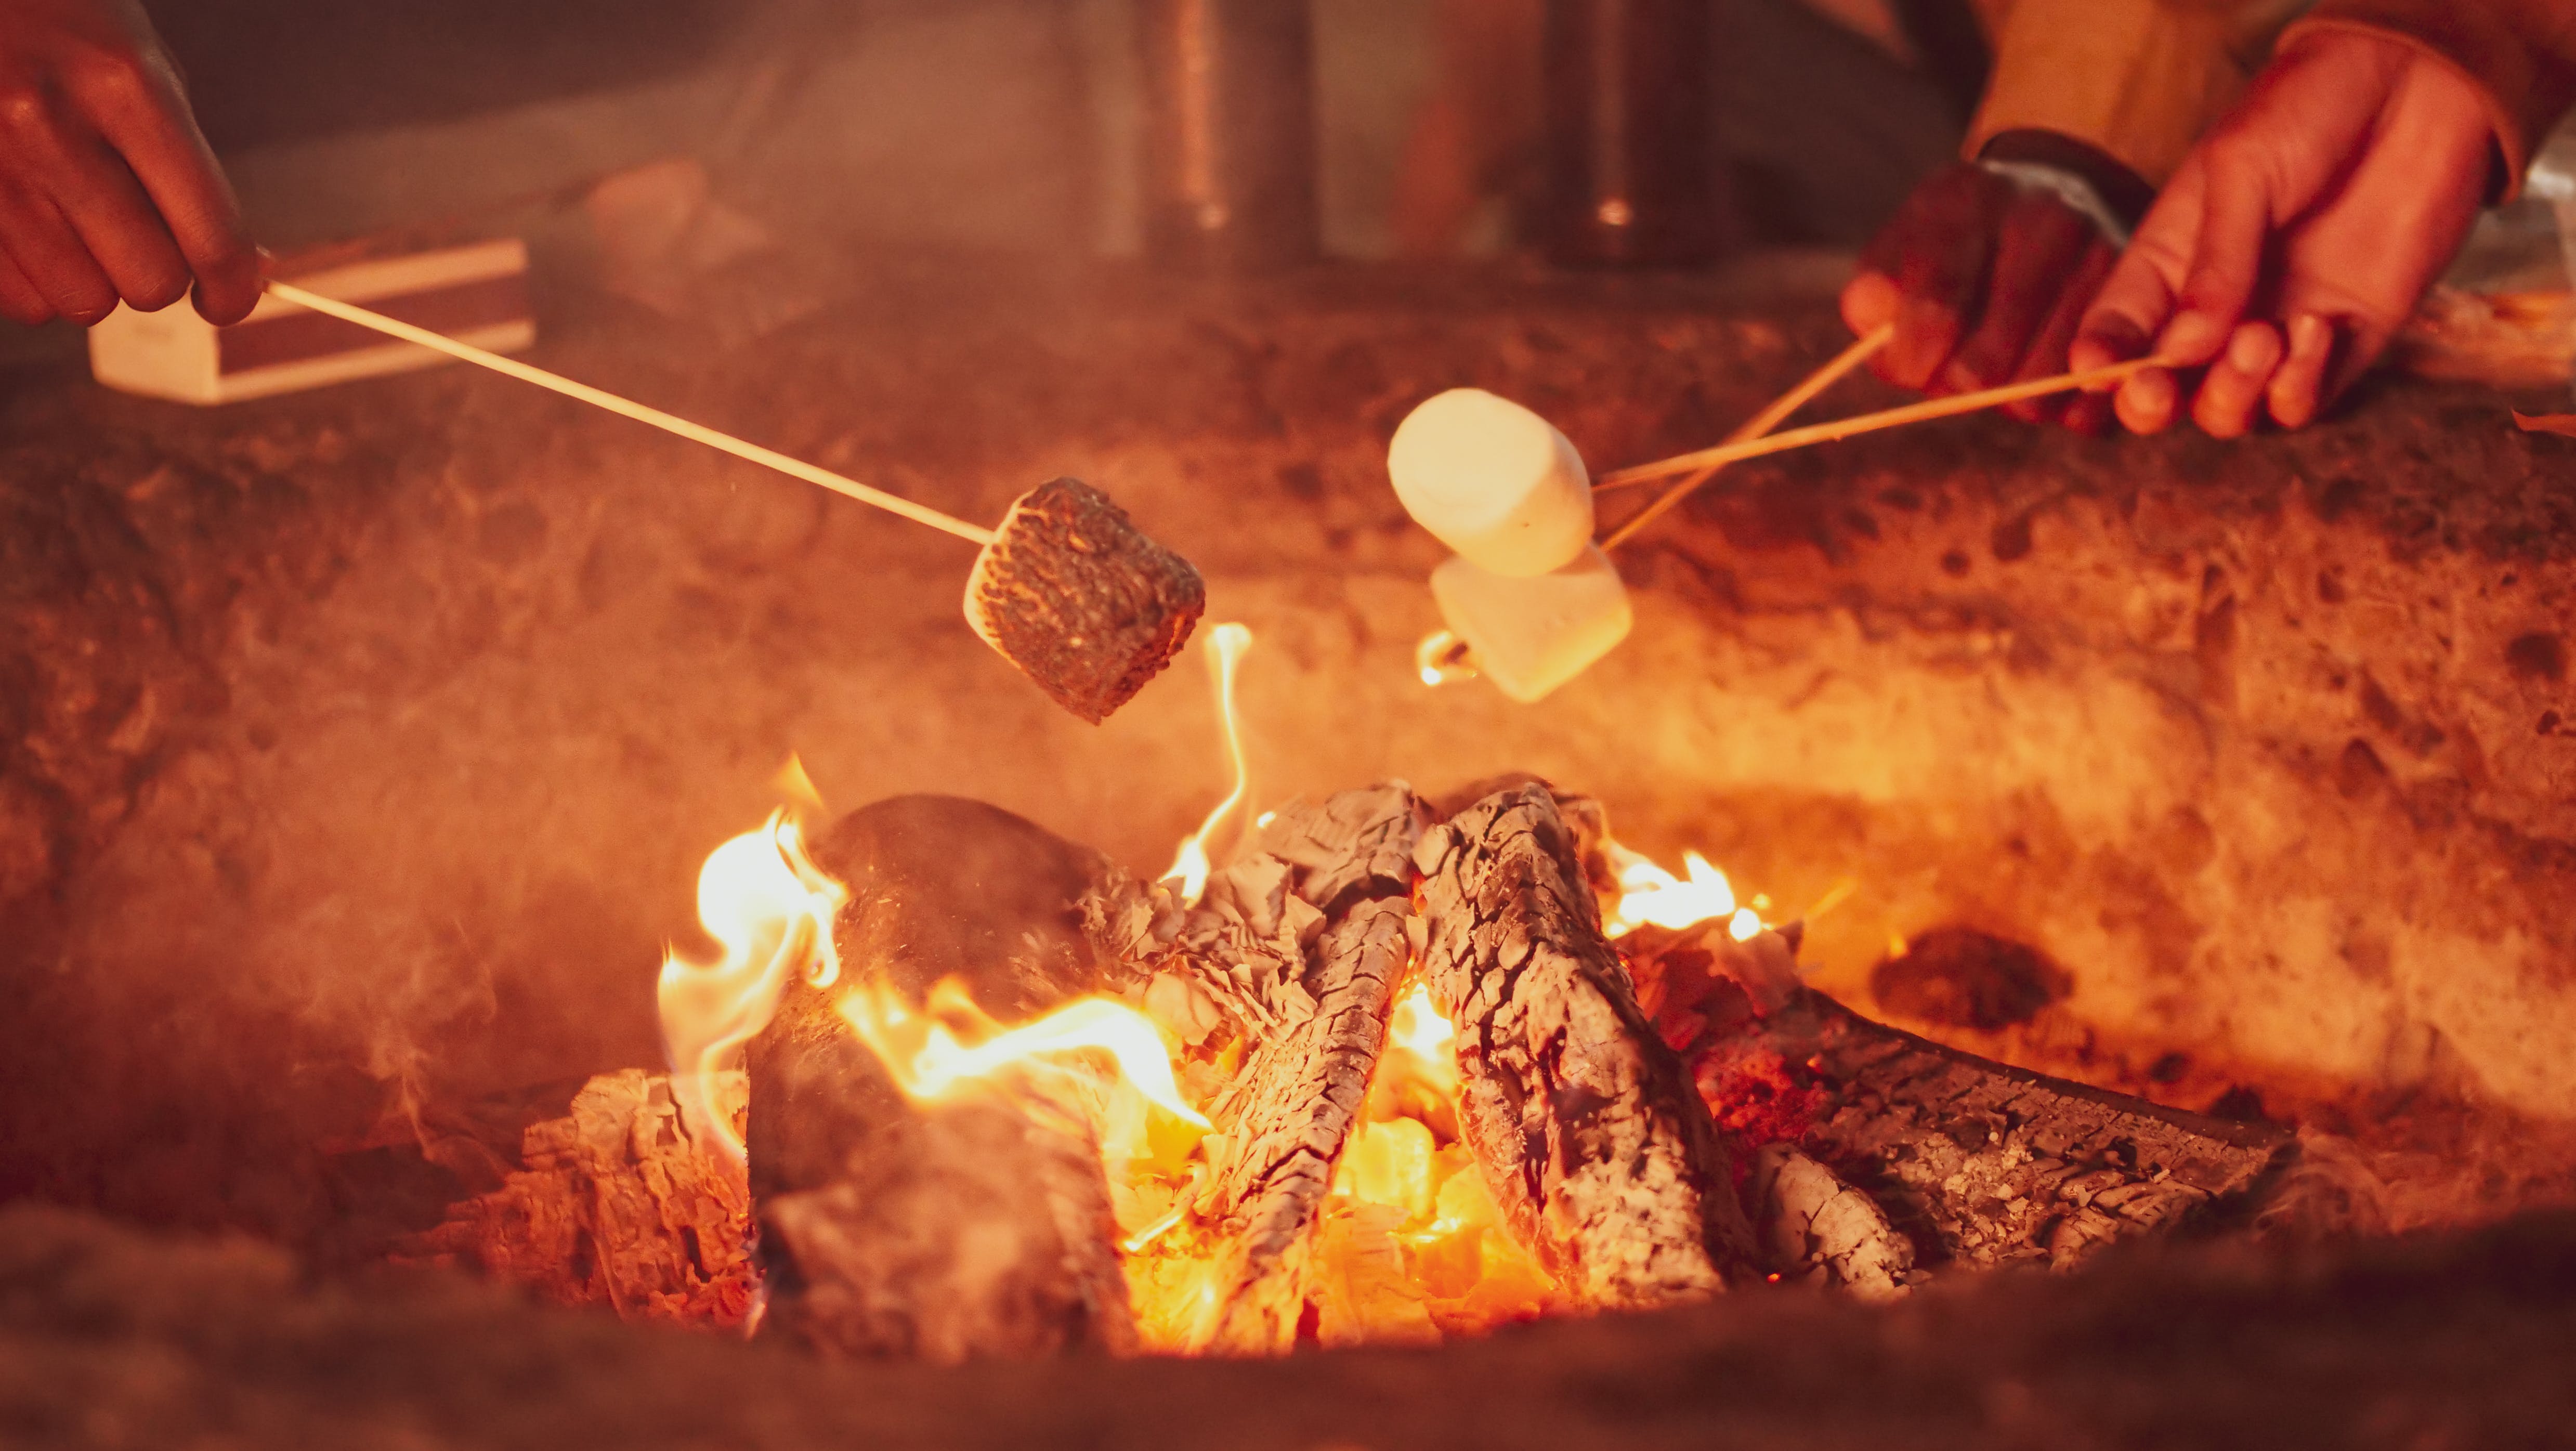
left=7, top=1200, right=2576, bottom=1449
left=3, top=255, right=2573, bottom=1250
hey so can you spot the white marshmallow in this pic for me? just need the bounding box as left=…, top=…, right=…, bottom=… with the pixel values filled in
left=1389, top=388, right=1594, bottom=577
left=1431, top=545, right=1632, bottom=703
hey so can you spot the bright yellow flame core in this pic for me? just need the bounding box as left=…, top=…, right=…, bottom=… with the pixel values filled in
left=656, top=811, right=845, bottom=1164
left=1607, top=843, right=1747, bottom=937
left=838, top=979, right=1209, bottom=1129
left=1315, top=980, right=1557, bottom=1341
left=1164, top=622, right=1256, bottom=904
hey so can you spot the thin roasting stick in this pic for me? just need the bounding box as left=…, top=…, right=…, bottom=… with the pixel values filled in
left=1596, top=354, right=2176, bottom=492
left=264, top=279, right=998, bottom=546
left=1600, top=323, right=1892, bottom=551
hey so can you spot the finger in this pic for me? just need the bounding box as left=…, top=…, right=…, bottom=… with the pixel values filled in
left=2265, top=312, right=2336, bottom=429
left=2191, top=320, right=2284, bottom=438
left=1840, top=268, right=1900, bottom=338
left=0, top=248, right=53, bottom=325
left=2160, top=145, right=2279, bottom=366
left=1952, top=193, right=2093, bottom=394
left=2114, top=365, right=2182, bottom=435
left=72, top=51, right=257, bottom=324
left=2073, top=158, right=2204, bottom=376
left=0, top=178, right=119, bottom=322
left=1868, top=167, right=2009, bottom=390
left=14, top=114, right=191, bottom=311
left=2004, top=240, right=2114, bottom=424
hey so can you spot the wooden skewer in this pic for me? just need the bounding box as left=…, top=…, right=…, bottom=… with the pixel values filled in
left=264, top=279, right=999, bottom=547
left=1596, top=353, right=2175, bottom=493
left=1600, top=322, right=1891, bottom=552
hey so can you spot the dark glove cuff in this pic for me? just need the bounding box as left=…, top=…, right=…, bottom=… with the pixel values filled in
left=1977, top=129, right=2157, bottom=230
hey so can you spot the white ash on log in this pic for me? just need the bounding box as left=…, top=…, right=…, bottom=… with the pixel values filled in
left=748, top=796, right=1137, bottom=1361
left=964, top=477, right=1207, bottom=725
left=1625, top=917, right=2293, bottom=1272
left=387, top=1068, right=756, bottom=1329
left=1747, top=1144, right=1915, bottom=1298
left=1084, top=785, right=1431, bottom=1351
left=1415, top=783, right=1761, bottom=1305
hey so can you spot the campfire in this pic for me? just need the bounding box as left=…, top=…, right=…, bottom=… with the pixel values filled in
left=391, top=625, right=2285, bottom=1362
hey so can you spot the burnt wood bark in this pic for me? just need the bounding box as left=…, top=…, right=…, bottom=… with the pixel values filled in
left=1190, top=787, right=1427, bottom=1352
left=1414, top=783, right=1760, bottom=1308
left=1081, top=785, right=1429, bottom=1352
left=385, top=1069, right=756, bottom=1329
left=1628, top=917, right=2294, bottom=1272
left=748, top=795, right=1136, bottom=1361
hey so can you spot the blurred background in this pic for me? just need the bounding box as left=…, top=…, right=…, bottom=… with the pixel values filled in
left=143, top=0, right=1967, bottom=262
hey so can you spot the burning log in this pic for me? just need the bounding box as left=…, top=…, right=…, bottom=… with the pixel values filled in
left=748, top=796, right=1137, bottom=1362
left=1414, top=783, right=1761, bottom=1307
left=1747, top=1144, right=1915, bottom=1297
left=757, top=1094, right=1137, bottom=1363
left=814, top=793, right=1112, bottom=1016
left=1194, top=788, right=1428, bottom=1352
left=1083, top=786, right=1432, bottom=1351
left=1627, top=918, right=2294, bottom=1273
left=386, top=1068, right=756, bottom=1329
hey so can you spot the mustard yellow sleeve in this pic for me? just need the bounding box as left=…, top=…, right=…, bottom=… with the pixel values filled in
left=2282, top=0, right=2576, bottom=199
left=1963, top=0, right=2298, bottom=187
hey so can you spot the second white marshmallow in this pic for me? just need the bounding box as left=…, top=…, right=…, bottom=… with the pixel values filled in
left=1389, top=388, right=1594, bottom=577
left=1431, top=544, right=1632, bottom=703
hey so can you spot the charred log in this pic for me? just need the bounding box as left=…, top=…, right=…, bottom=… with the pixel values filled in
left=758, top=1094, right=1136, bottom=1363
left=1083, top=785, right=1429, bottom=1352
left=1414, top=783, right=1760, bottom=1308
left=386, top=1069, right=756, bottom=1329
left=1747, top=1144, right=1915, bottom=1298
left=808, top=793, right=1112, bottom=1017
left=749, top=795, right=1136, bottom=1361
left=1192, top=787, right=1427, bottom=1352
left=1628, top=919, right=2293, bottom=1273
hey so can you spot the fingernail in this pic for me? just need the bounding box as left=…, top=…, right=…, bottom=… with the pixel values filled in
left=2227, top=326, right=2272, bottom=374
left=2290, top=313, right=2332, bottom=362
left=2163, top=310, right=2222, bottom=362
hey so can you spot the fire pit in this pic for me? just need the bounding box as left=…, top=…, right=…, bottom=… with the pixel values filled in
left=4, top=253, right=2574, bottom=1443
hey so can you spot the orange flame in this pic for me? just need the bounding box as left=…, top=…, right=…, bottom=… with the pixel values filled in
left=1605, top=841, right=1766, bottom=939
left=1386, top=982, right=1458, bottom=1094
left=1164, top=622, right=1256, bottom=904
left=1324, top=977, right=1559, bottom=1339
left=837, top=978, right=1209, bottom=1130
left=656, top=809, right=845, bottom=1163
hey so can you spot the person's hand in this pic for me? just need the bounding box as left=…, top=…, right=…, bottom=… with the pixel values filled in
left=2072, top=29, right=2494, bottom=437
left=1840, top=146, right=2130, bottom=427
left=0, top=0, right=255, bottom=327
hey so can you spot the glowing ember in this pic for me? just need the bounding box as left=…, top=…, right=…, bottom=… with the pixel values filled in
left=1163, top=622, right=1256, bottom=904
left=1387, top=982, right=1457, bottom=1082
left=656, top=809, right=845, bottom=1163
left=1324, top=978, right=1558, bottom=1338
left=838, top=978, right=1209, bottom=1130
